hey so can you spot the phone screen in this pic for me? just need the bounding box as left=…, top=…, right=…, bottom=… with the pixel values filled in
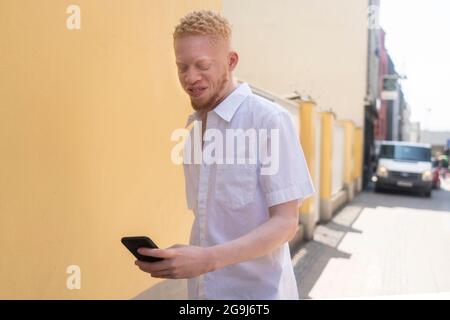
left=121, top=236, right=164, bottom=263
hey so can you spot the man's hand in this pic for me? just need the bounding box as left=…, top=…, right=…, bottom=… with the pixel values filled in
left=135, top=245, right=216, bottom=279
left=134, top=200, right=299, bottom=279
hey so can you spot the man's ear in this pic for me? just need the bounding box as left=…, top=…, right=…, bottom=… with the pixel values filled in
left=228, top=51, right=239, bottom=71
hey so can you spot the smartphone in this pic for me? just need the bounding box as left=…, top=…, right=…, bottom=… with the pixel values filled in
left=121, top=236, right=164, bottom=263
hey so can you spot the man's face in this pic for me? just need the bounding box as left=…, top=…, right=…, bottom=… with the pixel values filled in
left=174, top=35, right=236, bottom=112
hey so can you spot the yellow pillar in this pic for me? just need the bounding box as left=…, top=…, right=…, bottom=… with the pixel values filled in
left=339, top=120, right=356, bottom=200
left=319, top=112, right=333, bottom=222
left=298, top=100, right=316, bottom=240
left=353, top=127, right=364, bottom=192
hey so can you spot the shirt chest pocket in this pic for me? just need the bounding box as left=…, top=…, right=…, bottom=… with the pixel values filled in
left=215, top=163, right=258, bottom=210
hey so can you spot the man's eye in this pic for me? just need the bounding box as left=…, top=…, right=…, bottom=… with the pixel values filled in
left=198, top=64, right=211, bottom=70
left=177, top=65, right=188, bottom=73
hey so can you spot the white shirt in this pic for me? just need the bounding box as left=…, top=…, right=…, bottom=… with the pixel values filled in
left=183, top=82, right=315, bottom=300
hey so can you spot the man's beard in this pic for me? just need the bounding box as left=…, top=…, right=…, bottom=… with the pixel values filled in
left=190, top=73, right=229, bottom=112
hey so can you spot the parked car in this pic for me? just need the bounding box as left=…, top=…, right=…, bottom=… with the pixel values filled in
left=438, top=155, right=449, bottom=179
left=373, top=141, right=433, bottom=197
left=431, top=158, right=441, bottom=189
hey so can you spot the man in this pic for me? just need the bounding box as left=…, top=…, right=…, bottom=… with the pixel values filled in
left=135, top=10, right=314, bottom=299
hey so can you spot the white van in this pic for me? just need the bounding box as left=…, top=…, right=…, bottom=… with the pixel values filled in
left=373, top=141, right=433, bottom=197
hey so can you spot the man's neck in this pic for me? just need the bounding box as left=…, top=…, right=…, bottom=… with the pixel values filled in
left=198, top=79, right=238, bottom=122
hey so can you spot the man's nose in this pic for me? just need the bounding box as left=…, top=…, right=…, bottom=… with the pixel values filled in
left=184, top=69, right=202, bottom=85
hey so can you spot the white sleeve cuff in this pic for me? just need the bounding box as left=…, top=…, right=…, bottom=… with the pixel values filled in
left=264, top=180, right=315, bottom=208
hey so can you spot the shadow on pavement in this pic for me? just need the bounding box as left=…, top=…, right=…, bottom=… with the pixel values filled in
left=325, top=220, right=363, bottom=235
left=294, top=205, right=364, bottom=299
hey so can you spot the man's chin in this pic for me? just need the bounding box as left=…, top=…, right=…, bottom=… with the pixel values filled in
left=190, top=91, right=221, bottom=112
left=191, top=99, right=210, bottom=111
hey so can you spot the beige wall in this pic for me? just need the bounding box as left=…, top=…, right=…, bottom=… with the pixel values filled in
left=222, top=0, right=368, bottom=127
left=0, top=0, right=220, bottom=299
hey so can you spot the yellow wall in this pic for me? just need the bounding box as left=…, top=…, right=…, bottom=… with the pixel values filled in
left=353, top=127, right=363, bottom=180
left=299, top=101, right=316, bottom=215
left=319, top=112, right=333, bottom=201
left=339, top=120, right=356, bottom=185
left=0, top=0, right=220, bottom=299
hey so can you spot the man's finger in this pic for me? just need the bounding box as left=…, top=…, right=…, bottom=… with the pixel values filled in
left=152, top=273, right=177, bottom=279
left=150, top=270, right=174, bottom=278
left=135, top=260, right=170, bottom=272
left=169, top=244, right=186, bottom=249
left=137, top=248, right=178, bottom=258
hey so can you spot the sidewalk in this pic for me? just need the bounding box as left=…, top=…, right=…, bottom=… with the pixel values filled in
left=292, top=204, right=362, bottom=299
left=293, top=185, right=450, bottom=299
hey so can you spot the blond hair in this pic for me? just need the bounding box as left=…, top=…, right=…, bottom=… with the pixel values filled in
left=173, top=10, right=232, bottom=41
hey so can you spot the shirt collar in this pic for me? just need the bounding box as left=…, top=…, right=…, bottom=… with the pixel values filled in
left=185, top=82, right=252, bottom=128
left=185, top=112, right=200, bottom=128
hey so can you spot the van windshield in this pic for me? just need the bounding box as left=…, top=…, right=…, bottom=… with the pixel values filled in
left=379, top=145, right=431, bottom=162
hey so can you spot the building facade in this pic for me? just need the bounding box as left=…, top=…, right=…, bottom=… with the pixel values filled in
left=222, top=0, right=369, bottom=128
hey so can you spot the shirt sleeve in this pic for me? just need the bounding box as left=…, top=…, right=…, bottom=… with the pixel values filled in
left=259, top=110, right=315, bottom=207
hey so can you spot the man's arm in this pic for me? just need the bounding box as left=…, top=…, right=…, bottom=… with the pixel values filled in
left=210, top=199, right=299, bottom=270
left=135, top=199, right=300, bottom=279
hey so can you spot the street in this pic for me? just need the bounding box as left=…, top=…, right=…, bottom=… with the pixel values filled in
left=293, top=179, right=450, bottom=299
